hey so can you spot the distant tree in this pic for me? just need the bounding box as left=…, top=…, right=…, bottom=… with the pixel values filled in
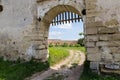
left=74, top=44, right=81, bottom=47
left=78, top=38, right=84, bottom=46
left=78, top=32, right=85, bottom=46
left=62, top=43, right=68, bottom=47
left=69, top=44, right=74, bottom=47
left=55, top=43, right=58, bottom=47
left=79, top=32, right=84, bottom=36
left=49, top=43, right=53, bottom=47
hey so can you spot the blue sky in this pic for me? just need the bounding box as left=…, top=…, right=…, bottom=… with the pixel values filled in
left=49, top=21, right=83, bottom=40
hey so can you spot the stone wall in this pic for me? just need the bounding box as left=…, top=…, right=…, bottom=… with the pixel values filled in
left=0, top=0, right=37, bottom=61
left=0, top=0, right=120, bottom=74
left=86, top=0, right=120, bottom=74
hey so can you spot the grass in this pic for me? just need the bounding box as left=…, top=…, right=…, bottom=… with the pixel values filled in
left=0, top=58, right=49, bottom=80
left=0, top=46, right=70, bottom=80
left=48, top=46, right=85, bottom=66
left=64, top=47, right=86, bottom=53
left=48, top=47, right=69, bottom=66
left=80, top=61, right=120, bottom=80
left=0, top=46, right=118, bottom=80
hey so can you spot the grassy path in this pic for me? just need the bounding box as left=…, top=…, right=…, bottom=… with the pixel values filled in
left=29, top=49, right=85, bottom=80
left=48, top=47, right=69, bottom=66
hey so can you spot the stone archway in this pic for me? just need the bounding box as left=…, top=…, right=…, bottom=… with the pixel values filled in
left=0, top=0, right=119, bottom=74
left=24, top=0, right=120, bottom=74
left=34, top=0, right=86, bottom=62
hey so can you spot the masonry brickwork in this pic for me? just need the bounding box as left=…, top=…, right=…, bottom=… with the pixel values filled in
left=0, top=0, right=120, bottom=74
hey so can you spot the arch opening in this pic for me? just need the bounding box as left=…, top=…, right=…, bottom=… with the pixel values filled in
left=36, top=4, right=86, bottom=64
left=45, top=5, right=85, bottom=66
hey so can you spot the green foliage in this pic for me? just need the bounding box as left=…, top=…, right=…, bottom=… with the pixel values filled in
left=80, top=61, right=119, bottom=80
left=64, top=47, right=86, bottom=53
left=79, top=32, right=84, bottom=36
left=49, top=43, right=53, bottom=47
left=55, top=43, right=59, bottom=47
left=48, top=47, right=69, bottom=66
left=62, top=43, right=68, bottom=47
left=0, top=58, right=49, bottom=80
left=74, top=44, right=81, bottom=47
left=78, top=38, right=84, bottom=46
left=69, top=44, right=74, bottom=47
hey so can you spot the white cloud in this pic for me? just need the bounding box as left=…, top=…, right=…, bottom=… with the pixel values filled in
left=49, top=31, right=62, bottom=39
left=52, top=23, right=72, bottom=29
left=49, top=31, right=62, bottom=35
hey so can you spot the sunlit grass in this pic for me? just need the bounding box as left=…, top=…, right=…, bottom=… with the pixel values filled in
left=64, top=47, right=86, bottom=53
left=48, top=47, right=69, bottom=66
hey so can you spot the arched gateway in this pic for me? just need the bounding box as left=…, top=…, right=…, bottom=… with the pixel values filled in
left=0, top=0, right=120, bottom=74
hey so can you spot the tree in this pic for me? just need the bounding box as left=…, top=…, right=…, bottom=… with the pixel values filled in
left=78, top=32, right=84, bottom=46
left=78, top=38, right=84, bottom=46
left=74, top=44, right=81, bottom=47
left=49, top=43, right=53, bottom=47
left=62, top=43, right=68, bottom=47
left=79, top=32, right=84, bottom=36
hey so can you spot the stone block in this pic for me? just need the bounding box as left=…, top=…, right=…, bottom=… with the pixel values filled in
left=109, top=47, right=120, bottom=53
left=86, top=27, right=97, bottom=34
left=90, top=62, right=100, bottom=70
left=86, top=21, right=103, bottom=27
left=104, top=63, right=120, bottom=70
left=98, top=27, right=118, bottom=34
left=87, top=47, right=99, bottom=54
left=105, top=19, right=119, bottom=26
left=99, top=35, right=109, bottom=41
left=86, top=42, right=95, bottom=47
left=101, top=52, right=113, bottom=62
left=38, top=45, right=46, bottom=49
left=109, top=34, right=120, bottom=40
left=86, top=35, right=98, bottom=41
left=96, top=41, right=120, bottom=47
left=113, top=54, right=120, bottom=61
left=100, top=34, right=120, bottom=41
left=87, top=53, right=101, bottom=61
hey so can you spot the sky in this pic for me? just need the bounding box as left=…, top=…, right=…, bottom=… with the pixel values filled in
left=48, top=21, right=84, bottom=40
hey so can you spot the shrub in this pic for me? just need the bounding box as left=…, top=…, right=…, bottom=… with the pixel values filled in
left=49, top=43, right=53, bottom=47
left=62, top=43, right=68, bottom=47
left=78, top=38, right=84, bottom=46
left=74, top=44, right=81, bottom=47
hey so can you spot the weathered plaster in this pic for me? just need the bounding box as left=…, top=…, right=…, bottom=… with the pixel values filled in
left=0, top=0, right=120, bottom=74
left=96, top=0, right=120, bottom=27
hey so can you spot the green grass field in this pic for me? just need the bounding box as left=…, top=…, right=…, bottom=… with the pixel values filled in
left=48, top=47, right=85, bottom=66
left=48, top=47, right=69, bottom=66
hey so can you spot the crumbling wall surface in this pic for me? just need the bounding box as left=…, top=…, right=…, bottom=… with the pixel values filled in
left=86, top=0, right=120, bottom=73
left=0, top=0, right=85, bottom=61
left=0, top=0, right=36, bottom=61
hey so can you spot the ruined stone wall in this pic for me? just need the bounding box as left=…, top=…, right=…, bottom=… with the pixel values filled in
left=0, top=0, right=120, bottom=74
left=86, top=0, right=120, bottom=73
left=0, top=0, right=85, bottom=61
left=0, top=0, right=37, bottom=61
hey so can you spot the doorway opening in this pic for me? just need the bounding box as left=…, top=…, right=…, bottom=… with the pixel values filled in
left=36, top=4, right=86, bottom=79
left=48, top=11, right=85, bottom=66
